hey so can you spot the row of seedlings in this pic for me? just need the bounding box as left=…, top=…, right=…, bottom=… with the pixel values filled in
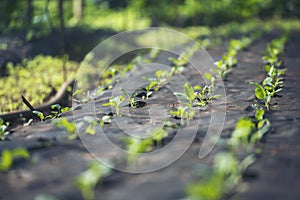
left=186, top=33, right=288, bottom=200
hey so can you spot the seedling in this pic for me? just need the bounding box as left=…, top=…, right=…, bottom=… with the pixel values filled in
left=250, top=82, right=271, bottom=110
left=75, top=161, right=112, bottom=200
left=203, top=72, right=215, bottom=88
left=50, top=104, right=62, bottom=118
left=53, top=118, right=77, bottom=140
left=214, top=60, right=232, bottom=79
left=144, top=82, right=155, bottom=99
left=121, top=89, right=139, bottom=107
left=194, top=85, right=221, bottom=106
left=83, top=116, right=98, bottom=135
left=170, top=106, right=195, bottom=125
left=99, top=115, right=112, bottom=127
left=141, top=68, right=174, bottom=101
left=123, top=137, right=153, bottom=164
left=250, top=109, right=270, bottom=144
left=169, top=57, right=185, bottom=74
left=229, top=117, right=255, bottom=149
left=183, top=82, right=197, bottom=107
left=103, top=95, right=125, bottom=116
left=32, top=104, right=70, bottom=122
left=33, top=110, right=45, bottom=121
left=0, top=118, right=10, bottom=140
left=0, top=148, right=30, bottom=171
left=150, top=127, right=168, bottom=147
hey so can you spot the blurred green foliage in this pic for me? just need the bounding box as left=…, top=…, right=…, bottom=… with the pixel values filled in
left=0, top=0, right=299, bottom=32
left=0, top=55, right=77, bottom=113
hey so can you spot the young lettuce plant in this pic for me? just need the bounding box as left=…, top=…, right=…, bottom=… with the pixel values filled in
left=123, top=136, right=153, bottom=165
left=150, top=127, right=168, bottom=147
left=0, top=148, right=30, bottom=171
left=53, top=118, right=77, bottom=140
left=170, top=106, right=196, bottom=125
left=75, top=161, right=112, bottom=200
left=103, top=95, right=125, bottom=116
left=0, top=118, right=10, bottom=140
left=121, top=89, right=139, bottom=107
left=250, top=109, right=271, bottom=145
left=250, top=82, right=271, bottom=110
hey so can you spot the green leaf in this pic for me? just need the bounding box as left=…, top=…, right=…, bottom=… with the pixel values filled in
left=33, top=111, right=45, bottom=121
left=11, top=148, right=30, bottom=159
left=184, top=83, right=196, bottom=101
left=0, top=150, right=13, bottom=171
left=255, top=109, right=265, bottom=121
left=75, top=161, right=111, bottom=200
left=213, top=151, right=239, bottom=176
left=250, top=82, right=266, bottom=100
left=230, top=117, right=255, bottom=147
left=51, top=104, right=61, bottom=111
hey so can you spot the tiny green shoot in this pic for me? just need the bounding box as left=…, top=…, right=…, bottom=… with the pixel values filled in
left=0, top=148, right=30, bottom=171
left=75, top=161, right=112, bottom=200
left=103, top=96, right=125, bottom=116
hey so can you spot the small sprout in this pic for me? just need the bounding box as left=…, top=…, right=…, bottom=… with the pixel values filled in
left=0, top=148, right=30, bottom=171
left=230, top=117, right=255, bottom=148
left=145, top=82, right=156, bottom=99
left=50, top=104, right=62, bottom=118
left=186, top=173, right=224, bottom=200
left=184, top=82, right=196, bottom=105
left=100, top=115, right=112, bottom=127
left=121, top=89, right=139, bottom=107
left=83, top=116, right=97, bottom=135
left=33, top=110, right=45, bottom=121
left=61, top=106, right=71, bottom=113
left=150, top=127, right=168, bottom=147
left=250, top=82, right=270, bottom=110
left=170, top=106, right=195, bottom=125
left=204, top=72, right=215, bottom=87
left=53, top=118, right=77, bottom=140
left=169, top=57, right=185, bottom=74
left=255, top=109, right=265, bottom=121
left=213, top=152, right=239, bottom=177
left=103, top=96, right=125, bottom=116
left=0, top=118, right=10, bottom=140
left=123, top=137, right=153, bottom=164
left=75, top=161, right=112, bottom=200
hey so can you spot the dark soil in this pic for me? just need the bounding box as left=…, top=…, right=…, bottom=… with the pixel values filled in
left=0, top=31, right=300, bottom=200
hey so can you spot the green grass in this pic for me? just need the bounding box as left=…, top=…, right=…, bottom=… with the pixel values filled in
left=0, top=55, right=78, bottom=114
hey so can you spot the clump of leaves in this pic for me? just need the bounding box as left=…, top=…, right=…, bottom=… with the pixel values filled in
left=33, top=104, right=71, bottom=121
left=0, top=148, right=30, bottom=171
left=251, top=35, right=287, bottom=110
left=230, top=109, right=270, bottom=151
left=175, top=82, right=219, bottom=108
left=143, top=70, right=172, bottom=93
left=187, top=150, right=257, bottom=200
left=121, top=89, right=139, bottom=107
left=186, top=152, right=239, bottom=200
left=150, top=127, right=168, bottom=147
left=123, top=137, right=153, bottom=164
left=82, top=116, right=98, bottom=135
left=0, top=118, right=10, bottom=140
left=169, top=56, right=185, bottom=74
left=99, top=115, right=112, bottom=127
left=75, top=161, right=112, bottom=200
left=103, top=95, right=125, bottom=116
left=170, top=106, right=195, bottom=125
left=53, top=118, right=77, bottom=140
left=214, top=37, right=253, bottom=79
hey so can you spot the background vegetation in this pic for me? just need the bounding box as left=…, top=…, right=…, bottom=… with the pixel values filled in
left=0, top=0, right=299, bottom=113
